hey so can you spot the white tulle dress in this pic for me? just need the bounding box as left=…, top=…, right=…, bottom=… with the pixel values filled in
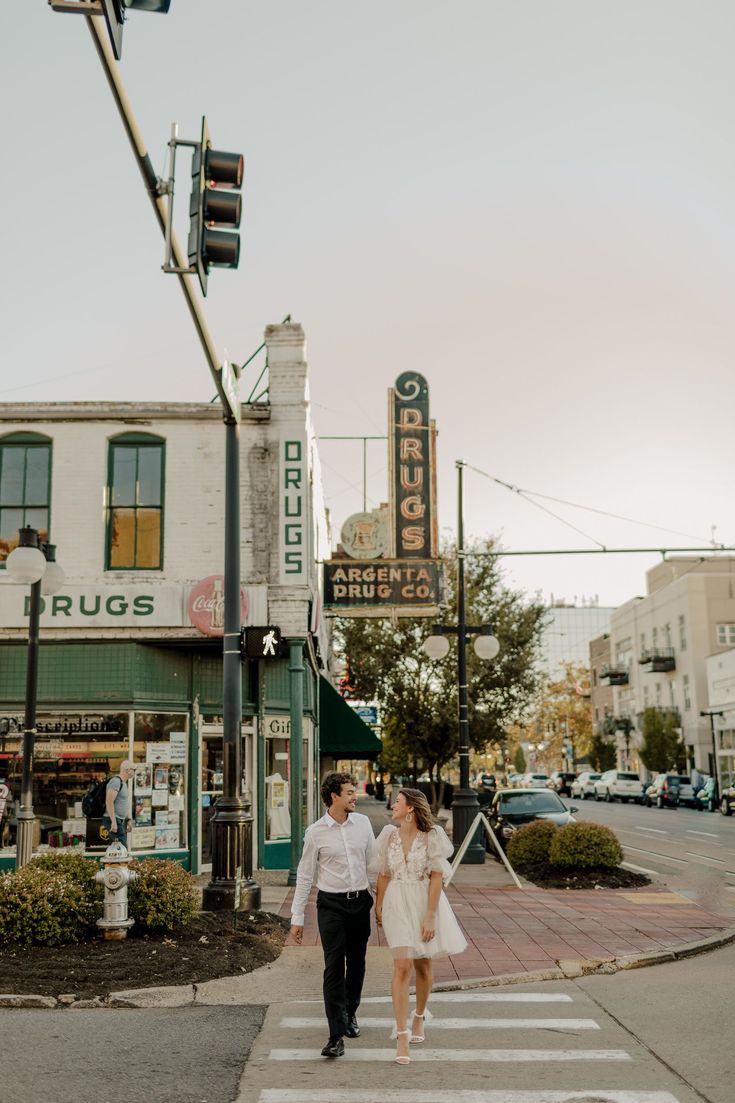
left=371, top=824, right=467, bottom=960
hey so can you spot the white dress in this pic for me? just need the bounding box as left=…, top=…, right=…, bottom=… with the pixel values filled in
left=371, top=824, right=467, bottom=960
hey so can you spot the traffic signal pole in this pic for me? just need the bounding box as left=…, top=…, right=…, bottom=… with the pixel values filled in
left=84, top=14, right=259, bottom=910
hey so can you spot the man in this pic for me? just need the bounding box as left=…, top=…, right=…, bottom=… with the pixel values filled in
left=103, top=759, right=135, bottom=849
left=291, top=771, right=375, bottom=1058
left=0, top=776, right=10, bottom=847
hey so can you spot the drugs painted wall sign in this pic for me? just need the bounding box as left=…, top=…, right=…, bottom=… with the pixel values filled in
left=279, top=431, right=308, bottom=584
left=389, top=371, right=438, bottom=559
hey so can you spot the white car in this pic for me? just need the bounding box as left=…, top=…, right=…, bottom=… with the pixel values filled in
left=594, top=769, right=641, bottom=803
left=571, top=771, right=602, bottom=800
left=521, top=772, right=551, bottom=789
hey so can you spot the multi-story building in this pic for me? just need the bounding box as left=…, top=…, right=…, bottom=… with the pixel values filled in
left=589, top=632, right=613, bottom=735
left=539, top=599, right=614, bottom=680
left=0, top=323, right=379, bottom=873
left=606, top=557, right=735, bottom=777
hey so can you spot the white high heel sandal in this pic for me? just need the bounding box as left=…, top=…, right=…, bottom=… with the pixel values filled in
left=392, top=1027, right=411, bottom=1064
left=410, top=1007, right=432, bottom=1043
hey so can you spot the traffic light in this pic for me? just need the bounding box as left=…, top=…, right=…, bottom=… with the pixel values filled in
left=101, top=1, right=171, bottom=61
left=188, top=117, right=243, bottom=297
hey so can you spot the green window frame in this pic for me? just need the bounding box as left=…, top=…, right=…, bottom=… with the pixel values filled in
left=0, top=432, right=52, bottom=566
left=106, top=433, right=165, bottom=571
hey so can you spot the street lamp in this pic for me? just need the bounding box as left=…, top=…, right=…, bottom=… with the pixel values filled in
left=700, top=709, right=724, bottom=799
left=422, top=459, right=500, bottom=864
left=5, top=527, right=64, bottom=869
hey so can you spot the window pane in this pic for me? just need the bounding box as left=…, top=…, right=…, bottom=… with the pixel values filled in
left=137, top=447, right=162, bottom=506
left=112, top=448, right=137, bottom=506
left=0, top=507, right=24, bottom=562
left=136, top=509, right=161, bottom=568
left=110, top=508, right=136, bottom=567
left=24, top=508, right=48, bottom=543
left=0, top=447, right=25, bottom=506
left=24, top=447, right=50, bottom=504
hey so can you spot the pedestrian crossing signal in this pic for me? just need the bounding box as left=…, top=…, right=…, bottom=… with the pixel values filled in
left=240, top=626, right=282, bottom=660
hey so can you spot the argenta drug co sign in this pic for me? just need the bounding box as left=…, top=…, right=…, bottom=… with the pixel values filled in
left=323, top=372, right=442, bottom=616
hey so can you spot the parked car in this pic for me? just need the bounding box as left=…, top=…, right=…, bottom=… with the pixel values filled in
left=547, top=771, right=576, bottom=797
left=521, top=773, right=551, bottom=789
left=695, top=777, right=718, bottom=812
left=720, top=783, right=735, bottom=816
left=594, top=769, right=641, bottom=803
left=506, top=772, right=523, bottom=788
left=487, top=787, right=577, bottom=850
left=645, top=774, right=694, bottom=809
left=571, top=771, right=601, bottom=800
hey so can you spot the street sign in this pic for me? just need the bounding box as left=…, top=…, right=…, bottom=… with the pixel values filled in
left=241, top=625, right=282, bottom=660
left=350, top=705, right=378, bottom=725
left=220, top=360, right=241, bottom=423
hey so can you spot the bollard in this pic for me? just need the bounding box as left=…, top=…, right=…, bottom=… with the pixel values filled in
left=95, top=840, right=138, bottom=940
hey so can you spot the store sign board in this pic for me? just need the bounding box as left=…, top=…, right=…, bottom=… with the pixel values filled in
left=351, top=705, right=378, bottom=725
left=35, top=738, right=65, bottom=759
left=0, top=715, right=123, bottom=735
left=389, top=371, right=438, bottom=559
left=323, top=559, right=442, bottom=613
left=279, top=430, right=308, bottom=584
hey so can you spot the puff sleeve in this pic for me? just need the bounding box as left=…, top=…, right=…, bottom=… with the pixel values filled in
left=369, top=824, right=395, bottom=877
left=425, top=825, right=454, bottom=883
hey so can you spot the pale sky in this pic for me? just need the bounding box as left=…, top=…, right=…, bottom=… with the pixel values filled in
left=2, top=1, right=735, bottom=608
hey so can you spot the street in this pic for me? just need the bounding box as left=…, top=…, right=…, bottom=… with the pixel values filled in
left=560, top=795, right=735, bottom=905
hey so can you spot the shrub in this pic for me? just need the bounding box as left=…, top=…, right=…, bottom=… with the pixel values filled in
left=506, top=819, right=557, bottom=865
left=549, top=822, right=623, bottom=868
left=0, top=861, right=101, bottom=946
left=128, top=859, right=198, bottom=932
left=30, top=851, right=103, bottom=907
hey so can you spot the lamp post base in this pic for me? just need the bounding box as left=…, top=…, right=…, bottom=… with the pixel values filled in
left=201, top=798, right=261, bottom=912
left=450, top=788, right=485, bottom=864
left=15, top=811, right=36, bottom=869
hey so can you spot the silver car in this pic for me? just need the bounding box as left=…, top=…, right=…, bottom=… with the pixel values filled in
left=571, top=771, right=601, bottom=800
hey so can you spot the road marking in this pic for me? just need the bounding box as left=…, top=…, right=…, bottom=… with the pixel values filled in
left=684, top=852, right=724, bottom=865
left=293, top=992, right=575, bottom=1004
left=686, top=829, right=720, bottom=839
left=633, top=826, right=668, bottom=834
left=623, top=845, right=687, bottom=865
left=621, top=860, right=660, bottom=876
left=267, top=1048, right=632, bottom=1062
left=280, top=1017, right=600, bottom=1031
left=259, top=1092, right=682, bottom=1103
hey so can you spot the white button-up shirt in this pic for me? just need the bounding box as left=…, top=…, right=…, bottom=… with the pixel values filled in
left=291, top=810, right=375, bottom=926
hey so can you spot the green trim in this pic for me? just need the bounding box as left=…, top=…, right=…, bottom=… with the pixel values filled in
left=105, top=436, right=165, bottom=571
left=0, top=431, right=52, bottom=444
left=319, top=676, right=382, bottom=757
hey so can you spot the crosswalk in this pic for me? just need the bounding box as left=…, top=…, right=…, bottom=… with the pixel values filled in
left=239, top=988, right=688, bottom=1103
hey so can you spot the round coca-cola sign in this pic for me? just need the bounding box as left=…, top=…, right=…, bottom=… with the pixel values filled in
left=187, top=575, right=249, bottom=637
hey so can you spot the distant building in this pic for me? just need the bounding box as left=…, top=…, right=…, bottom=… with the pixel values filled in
left=539, top=599, right=614, bottom=680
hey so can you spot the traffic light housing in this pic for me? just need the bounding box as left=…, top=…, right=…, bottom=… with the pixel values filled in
left=240, top=626, right=283, bottom=660
left=101, top=0, right=171, bottom=61
left=188, top=117, right=243, bottom=297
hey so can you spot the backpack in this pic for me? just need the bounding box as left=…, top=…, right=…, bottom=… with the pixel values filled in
left=82, top=776, right=119, bottom=818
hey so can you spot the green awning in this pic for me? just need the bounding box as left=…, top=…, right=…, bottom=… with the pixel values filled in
left=319, top=676, right=382, bottom=759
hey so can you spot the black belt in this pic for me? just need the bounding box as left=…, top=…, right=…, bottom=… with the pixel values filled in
left=318, top=888, right=370, bottom=900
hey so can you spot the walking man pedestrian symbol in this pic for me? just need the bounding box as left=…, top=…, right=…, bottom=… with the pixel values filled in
left=262, top=629, right=278, bottom=656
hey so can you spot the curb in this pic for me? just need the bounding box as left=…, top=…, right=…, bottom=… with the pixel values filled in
left=3, top=925, right=735, bottom=1011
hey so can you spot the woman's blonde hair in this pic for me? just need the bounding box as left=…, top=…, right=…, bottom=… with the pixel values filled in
left=399, top=788, right=434, bottom=833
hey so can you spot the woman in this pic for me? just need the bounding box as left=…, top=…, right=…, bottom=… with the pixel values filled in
left=372, top=788, right=466, bottom=1064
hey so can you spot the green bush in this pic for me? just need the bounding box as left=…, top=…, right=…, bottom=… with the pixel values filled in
left=30, top=851, right=103, bottom=906
left=128, top=859, right=198, bottom=932
left=507, top=819, right=557, bottom=865
left=549, top=821, right=623, bottom=868
left=0, top=861, right=101, bottom=946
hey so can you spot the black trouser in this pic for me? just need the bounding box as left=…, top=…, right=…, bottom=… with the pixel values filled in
left=316, top=888, right=373, bottom=1039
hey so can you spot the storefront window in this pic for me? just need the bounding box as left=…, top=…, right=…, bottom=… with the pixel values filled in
left=131, top=712, right=188, bottom=852
left=265, top=728, right=291, bottom=841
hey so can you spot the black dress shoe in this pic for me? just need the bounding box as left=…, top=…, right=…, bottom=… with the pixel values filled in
left=344, top=1014, right=360, bottom=1038
left=321, top=1037, right=345, bottom=1058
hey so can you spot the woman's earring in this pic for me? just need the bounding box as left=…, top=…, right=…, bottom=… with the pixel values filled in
left=406, top=811, right=413, bottom=823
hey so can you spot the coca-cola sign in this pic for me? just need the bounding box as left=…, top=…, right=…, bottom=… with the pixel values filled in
left=187, top=576, right=249, bottom=637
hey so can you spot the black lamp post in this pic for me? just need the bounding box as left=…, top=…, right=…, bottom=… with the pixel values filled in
left=5, top=527, right=64, bottom=869
left=423, top=460, right=499, bottom=864
left=700, top=709, right=724, bottom=799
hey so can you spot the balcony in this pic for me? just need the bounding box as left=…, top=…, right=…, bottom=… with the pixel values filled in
left=600, top=664, right=630, bottom=686
left=638, top=647, right=676, bottom=673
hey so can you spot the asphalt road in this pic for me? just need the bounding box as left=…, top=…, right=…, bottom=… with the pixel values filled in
left=0, top=1004, right=265, bottom=1103
left=561, top=792, right=735, bottom=905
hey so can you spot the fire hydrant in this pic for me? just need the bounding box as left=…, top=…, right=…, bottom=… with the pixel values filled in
left=95, top=840, right=138, bottom=940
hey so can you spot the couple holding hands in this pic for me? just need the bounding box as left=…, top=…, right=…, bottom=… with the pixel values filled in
left=291, top=772, right=466, bottom=1063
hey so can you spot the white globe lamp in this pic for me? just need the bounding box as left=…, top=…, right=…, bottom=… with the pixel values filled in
left=6, top=544, right=46, bottom=586
left=41, top=558, right=65, bottom=595
left=422, top=634, right=450, bottom=660
left=474, top=633, right=500, bottom=660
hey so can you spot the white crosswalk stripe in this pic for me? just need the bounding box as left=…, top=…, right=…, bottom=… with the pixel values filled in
left=281, top=1017, right=600, bottom=1031
left=268, top=1048, right=632, bottom=1062
left=259, top=1093, right=681, bottom=1103
left=292, top=991, right=575, bottom=1004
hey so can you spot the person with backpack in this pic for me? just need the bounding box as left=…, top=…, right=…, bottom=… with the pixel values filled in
left=103, top=760, right=135, bottom=849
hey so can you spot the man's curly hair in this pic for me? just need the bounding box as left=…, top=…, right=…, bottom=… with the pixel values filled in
left=320, top=771, right=357, bottom=807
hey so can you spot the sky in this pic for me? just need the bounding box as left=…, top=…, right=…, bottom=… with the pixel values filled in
left=2, top=1, right=735, bottom=609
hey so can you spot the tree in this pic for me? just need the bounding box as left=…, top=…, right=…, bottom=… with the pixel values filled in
left=525, top=663, right=593, bottom=769
left=639, top=708, right=686, bottom=773
left=513, top=745, right=527, bottom=774
left=335, top=537, right=546, bottom=806
left=588, top=730, right=617, bottom=771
